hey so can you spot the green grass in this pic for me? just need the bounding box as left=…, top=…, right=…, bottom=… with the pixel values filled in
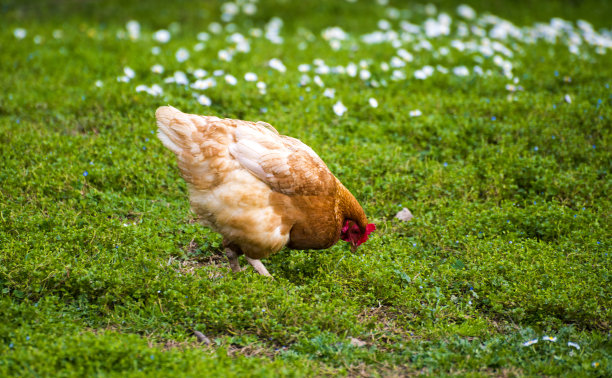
left=1, top=0, right=611, bottom=376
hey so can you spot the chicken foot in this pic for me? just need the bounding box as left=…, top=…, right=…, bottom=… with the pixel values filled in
left=245, top=256, right=272, bottom=277
left=223, top=239, right=272, bottom=278
left=224, top=247, right=243, bottom=273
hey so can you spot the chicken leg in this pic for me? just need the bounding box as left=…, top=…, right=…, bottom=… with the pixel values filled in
left=224, top=247, right=242, bottom=273
left=245, top=256, right=272, bottom=277
left=223, top=239, right=272, bottom=277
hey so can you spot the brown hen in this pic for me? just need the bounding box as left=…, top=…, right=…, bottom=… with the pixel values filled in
left=156, top=106, right=374, bottom=277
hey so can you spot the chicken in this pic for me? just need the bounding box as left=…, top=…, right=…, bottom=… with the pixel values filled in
left=155, top=106, right=375, bottom=277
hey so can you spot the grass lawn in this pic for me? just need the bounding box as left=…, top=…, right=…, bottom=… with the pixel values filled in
left=1, top=0, right=610, bottom=375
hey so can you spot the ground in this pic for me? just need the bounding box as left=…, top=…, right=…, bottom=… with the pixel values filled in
left=0, top=0, right=610, bottom=376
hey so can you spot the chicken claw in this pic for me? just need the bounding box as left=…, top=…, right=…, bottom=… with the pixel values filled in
left=245, top=256, right=273, bottom=278
left=224, top=248, right=242, bottom=273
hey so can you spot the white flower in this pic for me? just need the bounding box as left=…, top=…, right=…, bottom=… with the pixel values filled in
left=380, top=62, right=390, bottom=71
left=197, top=32, right=210, bottom=41
left=124, top=67, right=136, bottom=79
left=424, top=18, right=449, bottom=38
left=52, top=29, right=63, bottom=39
left=209, top=22, right=223, bottom=34
left=95, top=80, right=103, bottom=88
left=409, top=109, right=422, bottom=117
left=368, top=98, right=379, bottom=108
left=33, top=35, right=42, bottom=44
left=197, top=94, right=212, bottom=106
left=419, top=39, right=433, bottom=50
left=451, top=39, right=466, bottom=51
left=333, top=101, right=347, bottom=116
left=314, top=65, right=330, bottom=75
left=126, top=20, right=140, bottom=40
left=569, top=44, right=579, bottom=54
left=244, top=72, right=258, bottom=82
left=457, top=5, right=476, bottom=20
left=149, top=84, right=163, bottom=96
left=437, top=65, right=449, bottom=74
left=135, top=84, right=162, bottom=97
left=265, top=17, right=284, bottom=44
left=173, top=71, right=189, bottom=85
left=13, top=28, right=26, bottom=39
left=439, top=12, right=452, bottom=25
left=414, top=66, right=434, bottom=80
left=542, top=336, right=557, bottom=342
left=332, top=65, right=345, bottom=75
left=330, top=40, right=341, bottom=50
left=567, top=342, right=580, bottom=350
left=191, top=78, right=216, bottom=90
left=243, top=3, right=257, bottom=15
left=153, top=29, right=171, bottom=43
left=225, top=74, right=238, bottom=85
left=378, top=19, right=391, bottom=30
left=323, top=88, right=335, bottom=98
left=298, top=64, right=311, bottom=73
left=191, top=80, right=206, bottom=90
left=313, top=75, right=324, bottom=87
left=151, top=46, right=161, bottom=55
left=522, top=339, right=538, bottom=347
left=361, top=31, right=386, bottom=44
left=390, top=56, right=405, bottom=68
left=322, top=26, right=348, bottom=41
left=175, top=48, right=190, bottom=63
left=359, top=70, right=371, bottom=81
left=222, top=2, right=239, bottom=17
left=425, top=3, right=437, bottom=16
left=117, top=76, right=130, bottom=83
left=397, top=48, right=413, bottom=62
left=564, top=94, right=572, bottom=103
left=151, top=64, right=164, bottom=74
left=453, top=66, right=470, bottom=76
left=257, top=81, right=267, bottom=94
left=218, top=49, right=233, bottom=62
left=391, top=70, right=406, bottom=81
left=193, top=69, right=207, bottom=79
left=236, top=40, right=250, bottom=53
left=268, top=58, right=286, bottom=73
left=346, top=62, right=358, bottom=77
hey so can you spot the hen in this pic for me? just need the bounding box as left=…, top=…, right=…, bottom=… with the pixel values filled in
left=156, top=106, right=374, bottom=277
